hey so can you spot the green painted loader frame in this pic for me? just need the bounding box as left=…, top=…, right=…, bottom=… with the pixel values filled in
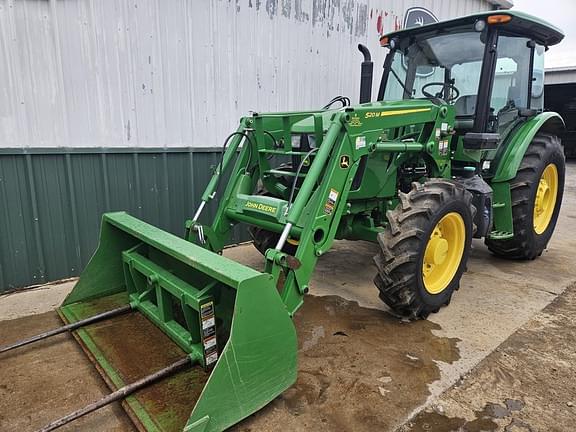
left=3, top=9, right=566, bottom=432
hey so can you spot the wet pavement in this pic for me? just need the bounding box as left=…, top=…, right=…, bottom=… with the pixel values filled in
left=400, top=282, right=576, bottom=432
left=234, top=295, right=460, bottom=431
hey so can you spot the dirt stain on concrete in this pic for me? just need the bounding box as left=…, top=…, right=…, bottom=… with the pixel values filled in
left=84, top=310, right=210, bottom=431
left=0, top=304, right=210, bottom=432
left=235, top=294, right=461, bottom=431
left=0, top=311, right=134, bottom=432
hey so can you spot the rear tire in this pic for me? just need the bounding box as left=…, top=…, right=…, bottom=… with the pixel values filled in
left=374, top=179, right=474, bottom=319
left=485, top=133, right=564, bottom=259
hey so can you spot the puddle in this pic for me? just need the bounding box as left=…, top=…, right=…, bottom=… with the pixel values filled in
left=404, top=399, right=527, bottom=432
left=236, top=294, right=461, bottom=432
left=504, top=418, right=534, bottom=431
left=482, top=402, right=511, bottom=419
left=504, top=398, right=525, bottom=412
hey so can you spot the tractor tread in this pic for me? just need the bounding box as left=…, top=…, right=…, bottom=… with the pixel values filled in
left=374, top=179, right=474, bottom=320
left=486, top=133, right=564, bottom=260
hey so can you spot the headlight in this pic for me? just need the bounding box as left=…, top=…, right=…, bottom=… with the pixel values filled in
left=308, top=135, right=316, bottom=148
left=291, top=134, right=317, bottom=149
left=291, top=134, right=302, bottom=149
left=474, top=19, right=486, bottom=32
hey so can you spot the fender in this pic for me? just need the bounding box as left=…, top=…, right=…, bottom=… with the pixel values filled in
left=492, top=112, right=565, bottom=183
left=488, top=112, right=564, bottom=239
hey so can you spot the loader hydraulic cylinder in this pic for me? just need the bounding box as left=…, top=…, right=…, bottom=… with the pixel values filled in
left=286, top=118, right=342, bottom=225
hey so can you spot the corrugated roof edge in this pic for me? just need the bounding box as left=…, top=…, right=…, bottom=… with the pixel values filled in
left=0, top=147, right=224, bottom=155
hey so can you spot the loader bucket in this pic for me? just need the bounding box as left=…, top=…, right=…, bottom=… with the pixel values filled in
left=58, top=212, right=297, bottom=432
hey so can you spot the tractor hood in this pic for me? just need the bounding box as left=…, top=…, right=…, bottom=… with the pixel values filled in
left=291, top=99, right=441, bottom=133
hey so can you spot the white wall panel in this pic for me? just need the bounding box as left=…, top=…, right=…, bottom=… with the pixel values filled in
left=0, top=0, right=493, bottom=148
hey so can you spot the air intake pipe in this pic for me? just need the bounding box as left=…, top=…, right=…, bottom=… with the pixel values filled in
left=358, top=44, right=373, bottom=103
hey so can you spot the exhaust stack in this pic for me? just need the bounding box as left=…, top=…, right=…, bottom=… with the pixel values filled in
left=358, top=44, right=373, bottom=103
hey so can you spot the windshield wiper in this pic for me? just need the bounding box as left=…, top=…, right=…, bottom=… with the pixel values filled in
left=390, top=68, right=414, bottom=98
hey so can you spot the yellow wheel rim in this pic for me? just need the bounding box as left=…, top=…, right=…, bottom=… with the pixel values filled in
left=422, top=212, right=466, bottom=295
left=533, top=163, right=558, bottom=235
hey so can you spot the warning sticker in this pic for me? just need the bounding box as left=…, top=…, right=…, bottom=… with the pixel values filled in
left=205, top=351, right=218, bottom=365
left=355, top=136, right=366, bottom=150
left=329, top=189, right=339, bottom=201
left=203, top=336, right=217, bottom=350
left=201, top=301, right=214, bottom=317
left=202, top=316, right=215, bottom=329
left=439, top=139, right=450, bottom=156
left=324, top=188, right=339, bottom=215
left=200, top=301, right=218, bottom=367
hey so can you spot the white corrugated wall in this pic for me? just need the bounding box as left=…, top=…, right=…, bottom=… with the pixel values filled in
left=0, top=0, right=494, bottom=149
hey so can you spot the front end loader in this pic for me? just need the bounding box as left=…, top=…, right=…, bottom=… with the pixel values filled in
left=1, top=10, right=566, bottom=432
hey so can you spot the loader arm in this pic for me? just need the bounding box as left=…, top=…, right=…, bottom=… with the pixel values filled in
left=189, top=110, right=364, bottom=315
left=189, top=102, right=447, bottom=315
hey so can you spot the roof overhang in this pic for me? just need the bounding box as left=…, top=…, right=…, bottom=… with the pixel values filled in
left=487, top=0, right=514, bottom=10
left=545, top=67, right=576, bottom=86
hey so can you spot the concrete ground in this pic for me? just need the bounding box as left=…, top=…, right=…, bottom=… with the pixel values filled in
left=1, top=161, right=575, bottom=432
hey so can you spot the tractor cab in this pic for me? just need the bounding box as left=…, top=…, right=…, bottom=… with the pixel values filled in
left=378, top=11, right=563, bottom=149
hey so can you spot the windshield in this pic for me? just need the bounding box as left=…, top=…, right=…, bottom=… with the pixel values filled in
left=384, top=30, right=486, bottom=116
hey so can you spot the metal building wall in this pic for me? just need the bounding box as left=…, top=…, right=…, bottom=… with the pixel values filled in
left=0, top=0, right=492, bottom=149
left=0, top=0, right=494, bottom=292
left=0, top=148, right=247, bottom=291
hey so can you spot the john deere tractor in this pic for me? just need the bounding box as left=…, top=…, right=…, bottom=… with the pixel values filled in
left=2, top=10, right=565, bottom=432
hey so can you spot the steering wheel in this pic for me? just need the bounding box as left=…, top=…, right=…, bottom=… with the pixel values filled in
left=421, top=82, right=460, bottom=103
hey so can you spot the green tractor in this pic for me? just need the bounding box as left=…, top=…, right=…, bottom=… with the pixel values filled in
left=2, top=10, right=565, bottom=432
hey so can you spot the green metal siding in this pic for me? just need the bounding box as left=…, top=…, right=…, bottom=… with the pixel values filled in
left=0, top=148, right=248, bottom=293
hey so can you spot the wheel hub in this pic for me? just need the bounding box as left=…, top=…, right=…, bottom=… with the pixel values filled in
left=424, top=236, right=449, bottom=265
left=534, top=179, right=550, bottom=216
left=533, top=163, right=558, bottom=235
left=422, top=213, right=466, bottom=295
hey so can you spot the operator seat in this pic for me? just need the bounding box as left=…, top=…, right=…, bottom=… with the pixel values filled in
left=453, top=94, right=477, bottom=130
left=496, top=86, right=522, bottom=131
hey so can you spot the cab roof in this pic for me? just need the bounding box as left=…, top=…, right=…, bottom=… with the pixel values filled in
left=381, top=10, right=564, bottom=47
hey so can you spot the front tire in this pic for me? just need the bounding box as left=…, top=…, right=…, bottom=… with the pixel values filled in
left=486, top=133, right=565, bottom=259
left=374, top=180, right=474, bottom=319
left=248, top=179, right=298, bottom=256
left=249, top=225, right=298, bottom=256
